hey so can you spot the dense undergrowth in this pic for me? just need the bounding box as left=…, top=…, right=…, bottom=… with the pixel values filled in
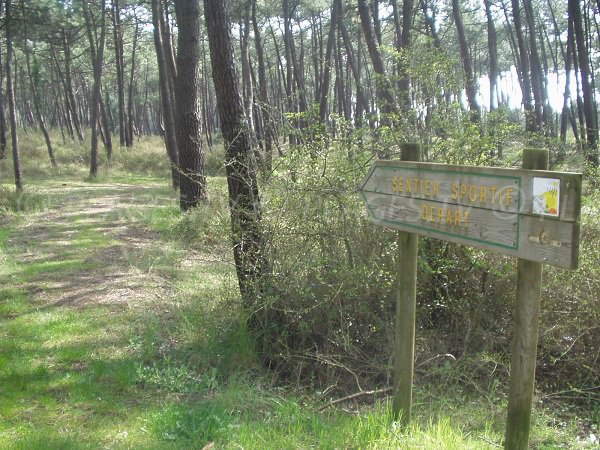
left=0, top=128, right=598, bottom=448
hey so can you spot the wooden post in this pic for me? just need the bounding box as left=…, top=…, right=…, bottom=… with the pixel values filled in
left=392, top=143, right=420, bottom=424
left=505, top=148, right=548, bottom=449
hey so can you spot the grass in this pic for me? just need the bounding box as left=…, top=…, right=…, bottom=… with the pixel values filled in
left=0, top=134, right=597, bottom=449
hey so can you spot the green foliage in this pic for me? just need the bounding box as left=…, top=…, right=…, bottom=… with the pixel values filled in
left=0, top=186, right=52, bottom=213
left=536, top=190, right=600, bottom=410
left=253, top=119, right=599, bottom=429
left=0, top=138, right=596, bottom=448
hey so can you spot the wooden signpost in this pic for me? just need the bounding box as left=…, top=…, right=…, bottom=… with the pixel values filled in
left=359, top=146, right=582, bottom=448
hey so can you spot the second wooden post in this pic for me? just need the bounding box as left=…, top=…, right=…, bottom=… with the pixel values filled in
left=504, top=148, right=548, bottom=449
left=392, top=143, right=420, bottom=424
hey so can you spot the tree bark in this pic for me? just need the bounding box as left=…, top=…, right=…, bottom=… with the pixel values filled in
left=126, top=19, right=139, bottom=147
left=62, top=32, right=84, bottom=142
left=512, top=0, right=536, bottom=132
left=174, top=0, right=206, bottom=210
left=152, top=0, right=179, bottom=188
left=99, top=90, right=113, bottom=159
left=523, top=0, right=546, bottom=130
left=357, top=0, right=400, bottom=118
left=111, top=0, right=127, bottom=147
left=319, top=0, right=341, bottom=123
left=569, top=0, right=598, bottom=166
left=392, top=0, right=413, bottom=111
left=83, top=0, right=107, bottom=178
left=561, top=14, right=575, bottom=143
left=24, top=39, right=56, bottom=167
left=5, top=0, right=22, bottom=191
left=339, top=16, right=369, bottom=126
left=0, top=0, right=7, bottom=159
left=252, top=0, right=273, bottom=170
left=452, top=0, right=480, bottom=122
left=484, top=0, right=498, bottom=111
left=204, top=0, right=263, bottom=308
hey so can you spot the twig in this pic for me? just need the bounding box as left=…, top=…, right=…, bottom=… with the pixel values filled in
left=318, top=387, right=393, bottom=411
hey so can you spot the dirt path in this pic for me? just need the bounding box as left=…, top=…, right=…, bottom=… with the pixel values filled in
left=6, top=182, right=175, bottom=312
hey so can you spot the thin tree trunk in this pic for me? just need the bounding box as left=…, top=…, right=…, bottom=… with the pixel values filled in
left=392, top=0, right=413, bottom=111
left=62, top=33, right=84, bottom=142
left=83, top=0, right=107, bottom=178
left=99, top=90, right=113, bottom=159
left=358, top=0, right=399, bottom=119
left=112, top=0, right=127, bottom=147
left=152, top=0, right=179, bottom=188
left=5, top=0, right=21, bottom=191
left=240, top=4, right=254, bottom=131
left=339, top=16, right=369, bottom=125
left=319, top=0, right=341, bottom=123
left=560, top=20, right=574, bottom=143
left=512, top=0, right=536, bottom=132
left=484, top=0, right=499, bottom=111
left=420, top=0, right=441, bottom=48
left=252, top=0, right=273, bottom=170
left=0, top=0, right=7, bottom=159
left=126, top=19, right=139, bottom=147
left=570, top=0, right=598, bottom=166
left=24, top=39, right=56, bottom=167
left=452, top=0, right=480, bottom=122
left=371, top=0, right=382, bottom=45
left=162, top=0, right=177, bottom=103
left=523, top=0, right=546, bottom=130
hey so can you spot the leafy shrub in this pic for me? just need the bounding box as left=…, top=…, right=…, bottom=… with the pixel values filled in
left=254, top=125, right=598, bottom=411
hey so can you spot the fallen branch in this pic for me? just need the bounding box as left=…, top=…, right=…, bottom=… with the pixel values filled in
left=318, top=387, right=393, bottom=411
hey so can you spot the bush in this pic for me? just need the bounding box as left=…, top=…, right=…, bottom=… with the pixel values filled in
left=253, top=126, right=598, bottom=411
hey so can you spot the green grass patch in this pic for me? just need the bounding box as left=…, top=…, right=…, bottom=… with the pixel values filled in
left=0, top=148, right=596, bottom=449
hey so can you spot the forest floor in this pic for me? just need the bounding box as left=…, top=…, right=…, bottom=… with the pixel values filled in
left=0, top=178, right=596, bottom=449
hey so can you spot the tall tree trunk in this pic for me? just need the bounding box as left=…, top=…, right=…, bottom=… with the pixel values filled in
left=511, top=0, right=536, bottom=132
left=5, top=0, right=21, bottom=191
left=62, top=32, right=84, bottom=142
left=252, top=0, right=273, bottom=170
left=523, top=0, right=546, bottom=130
left=83, top=0, right=107, bottom=178
left=339, top=15, right=369, bottom=125
left=357, top=0, right=400, bottom=118
left=569, top=0, right=599, bottom=166
left=162, top=0, right=177, bottom=104
left=126, top=19, right=139, bottom=147
left=371, top=0, right=382, bottom=45
left=0, top=1, right=7, bottom=159
left=204, top=0, right=264, bottom=310
left=281, top=6, right=294, bottom=121
left=452, top=0, right=480, bottom=122
left=392, top=0, right=413, bottom=111
left=282, top=0, right=308, bottom=120
left=99, top=90, right=113, bottom=159
left=24, top=39, right=56, bottom=167
left=319, top=0, right=341, bottom=123
left=240, top=4, right=254, bottom=131
left=420, top=0, right=441, bottom=48
left=112, top=0, right=127, bottom=147
left=561, top=14, right=575, bottom=143
left=152, top=0, right=179, bottom=188
left=484, top=0, right=498, bottom=111
left=174, top=0, right=206, bottom=210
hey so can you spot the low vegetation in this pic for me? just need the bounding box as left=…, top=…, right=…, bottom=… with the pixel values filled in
left=0, top=132, right=598, bottom=448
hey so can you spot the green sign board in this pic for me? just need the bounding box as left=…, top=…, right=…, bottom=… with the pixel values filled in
left=359, top=161, right=582, bottom=269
